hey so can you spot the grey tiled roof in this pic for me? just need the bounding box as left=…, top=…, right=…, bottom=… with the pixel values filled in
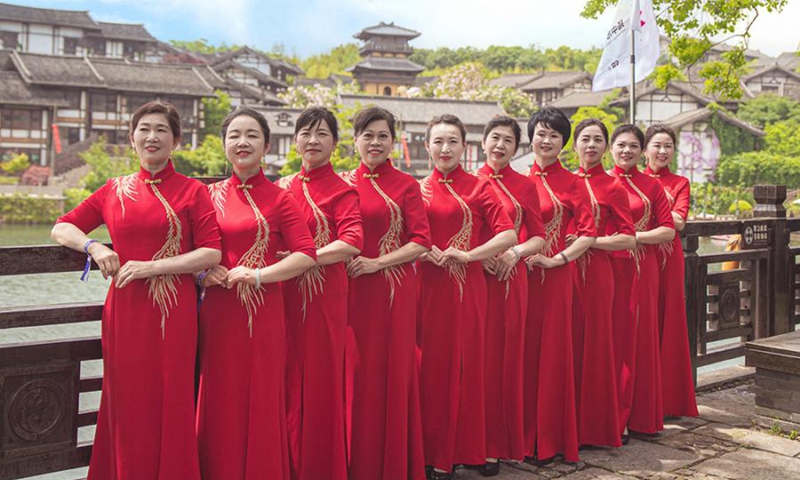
left=489, top=73, right=541, bottom=89
left=0, top=2, right=97, bottom=29
left=550, top=90, right=615, bottom=109
left=10, top=52, right=214, bottom=96
left=340, top=94, right=503, bottom=126
left=94, top=22, right=157, bottom=42
left=0, top=70, right=69, bottom=107
left=355, top=22, right=420, bottom=40
left=347, top=57, right=425, bottom=73
left=518, top=71, right=592, bottom=91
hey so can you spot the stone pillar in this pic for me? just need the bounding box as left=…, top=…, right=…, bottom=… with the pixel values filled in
left=753, top=185, right=791, bottom=336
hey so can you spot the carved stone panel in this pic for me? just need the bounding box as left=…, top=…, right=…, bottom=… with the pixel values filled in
left=1, top=362, right=78, bottom=459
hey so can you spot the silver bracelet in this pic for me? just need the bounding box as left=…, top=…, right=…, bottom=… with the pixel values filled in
left=254, top=268, right=262, bottom=289
left=510, top=246, right=521, bottom=261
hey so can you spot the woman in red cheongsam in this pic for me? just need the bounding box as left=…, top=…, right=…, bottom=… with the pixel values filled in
left=196, top=107, right=317, bottom=480
left=341, top=106, right=431, bottom=480
left=476, top=116, right=545, bottom=476
left=608, top=124, right=675, bottom=439
left=569, top=119, right=635, bottom=448
left=418, top=114, right=516, bottom=480
left=644, top=124, right=698, bottom=419
left=277, top=107, right=364, bottom=480
left=52, top=101, right=221, bottom=480
left=524, top=107, right=596, bottom=464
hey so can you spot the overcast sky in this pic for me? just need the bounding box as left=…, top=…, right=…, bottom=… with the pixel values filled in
left=18, top=0, right=800, bottom=58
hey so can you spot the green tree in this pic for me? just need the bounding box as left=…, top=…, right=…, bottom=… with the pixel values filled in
left=169, top=38, right=239, bottom=54
left=736, top=93, right=800, bottom=128
left=201, top=90, right=232, bottom=139
left=716, top=151, right=800, bottom=187
left=764, top=120, right=800, bottom=157
left=172, top=135, right=228, bottom=176
left=0, top=152, right=30, bottom=175
left=80, top=139, right=137, bottom=192
left=581, top=0, right=789, bottom=99
left=301, top=44, right=361, bottom=79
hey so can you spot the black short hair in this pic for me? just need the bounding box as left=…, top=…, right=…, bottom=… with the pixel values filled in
left=130, top=101, right=181, bottom=141
left=645, top=123, right=677, bottom=146
left=573, top=118, right=609, bottom=145
left=610, top=124, right=645, bottom=146
left=425, top=114, right=466, bottom=143
left=295, top=106, right=338, bottom=142
left=220, top=106, right=271, bottom=141
left=527, top=107, right=571, bottom=144
left=353, top=106, right=396, bottom=141
left=483, top=115, right=521, bottom=150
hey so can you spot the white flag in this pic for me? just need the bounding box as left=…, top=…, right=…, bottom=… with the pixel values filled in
left=592, top=0, right=661, bottom=92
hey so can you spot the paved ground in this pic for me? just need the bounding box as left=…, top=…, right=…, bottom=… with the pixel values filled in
left=25, top=379, right=800, bottom=480
left=453, top=381, right=800, bottom=480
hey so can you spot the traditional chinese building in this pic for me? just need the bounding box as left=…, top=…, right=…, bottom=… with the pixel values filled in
left=347, top=22, right=425, bottom=97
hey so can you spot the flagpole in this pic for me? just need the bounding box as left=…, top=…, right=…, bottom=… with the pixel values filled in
left=629, top=8, right=636, bottom=124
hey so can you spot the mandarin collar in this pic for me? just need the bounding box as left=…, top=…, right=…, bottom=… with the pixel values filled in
left=230, top=169, right=267, bottom=188
left=358, top=159, right=394, bottom=177
left=137, top=159, right=176, bottom=181
left=300, top=162, right=334, bottom=180
left=644, top=165, right=671, bottom=177
left=531, top=159, right=564, bottom=175
left=432, top=163, right=465, bottom=181
left=579, top=163, right=606, bottom=176
left=479, top=162, right=513, bottom=177
left=613, top=164, right=640, bottom=177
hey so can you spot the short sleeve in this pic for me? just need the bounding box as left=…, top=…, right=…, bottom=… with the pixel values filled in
left=332, top=188, right=364, bottom=250
left=569, top=179, right=598, bottom=237
left=672, top=178, right=691, bottom=221
left=521, top=181, right=545, bottom=240
left=280, top=191, right=317, bottom=259
left=609, top=181, right=636, bottom=236
left=57, top=182, right=109, bottom=234
left=651, top=182, right=676, bottom=230
left=401, top=180, right=432, bottom=249
left=188, top=182, right=222, bottom=251
left=478, top=180, right=514, bottom=235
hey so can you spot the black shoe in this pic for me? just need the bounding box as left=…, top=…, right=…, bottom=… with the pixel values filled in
left=533, top=456, right=555, bottom=467
left=480, top=461, right=500, bottom=477
left=621, top=434, right=630, bottom=445
left=427, top=467, right=452, bottom=480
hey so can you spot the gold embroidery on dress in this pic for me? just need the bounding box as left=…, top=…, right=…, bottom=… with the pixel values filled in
left=207, top=178, right=231, bottom=216
left=339, top=169, right=358, bottom=187
left=491, top=174, right=522, bottom=298
left=419, top=175, right=433, bottom=206
left=535, top=170, right=564, bottom=283
left=658, top=188, right=676, bottom=269
left=144, top=178, right=183, bottom=339
left=620, top=173, right=651, bottom=277
left=441, top=180, right=473, bottom=301
left=112, top=173, right=138, bottom=217
left=297, top=178, right=331, bottom=319
left=235, top=184, right=269, bottom=336
left=576, top=172, right=600, bottom=285
left=368, top=175, right=405, bottom=305
left=276, top=173, right=298, bottom=190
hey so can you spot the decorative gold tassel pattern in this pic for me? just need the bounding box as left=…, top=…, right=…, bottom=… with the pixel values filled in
left=441, top=179, right=473, bottom=301
left=112, top=173, right=139, bottom=217
left=208, top=178, right=231, bottom=217
left=234, top=184, right=269, bottom=336
left=576, top=172, right=601, bottom=285
left=620, top=173, right=651, bottom=277
left=297, top=176, right=330, bottom=319
left=144, top=179, right=182, bottom=339
left=491, top=174, right=522, bottom=298
left=535, top=171, right=564, bottom=283
left=367, top=174, right=406, bottom=305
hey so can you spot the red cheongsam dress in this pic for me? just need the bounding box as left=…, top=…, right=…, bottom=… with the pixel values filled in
left=57, top=161, right=221, bottom=480
left=571, top=163, right=634, bottom=447
left=609, top=165, right=674, bottom=434
left=475, top=162, right=544, bottom=461
left=277, top=163, right=363, bottom=480
left=645, top=166, right=698, bottom=418
left=524, top=160, right=596, bottom=463
left=197, top=173, right=317, bottom=480
left=418, top=165, right=514, bottom=471
left=340, top=160, right=431, bottom=480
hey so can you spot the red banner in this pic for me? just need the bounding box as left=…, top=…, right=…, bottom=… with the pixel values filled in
left=51, top=124, right=62, bottom=154
left=401, top=134, right=411, bottom=168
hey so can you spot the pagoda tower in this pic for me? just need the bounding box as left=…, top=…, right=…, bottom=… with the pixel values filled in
left=347, top=22, right=425, bottom=96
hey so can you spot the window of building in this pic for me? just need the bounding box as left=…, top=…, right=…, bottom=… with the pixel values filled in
left=383, top=86, right=393, bottom=96
left=276, top=112, right=292, bottom=127
left=125, top=95, right=151, bottom=113
left=64, top=90, right=82, bottom=110
left=66, top=127, right=81, bottom=145
left=63, top=37, right=79, bottom=55
left=90, top=93, right=117, bottom=113
left=0, top=108, right=42, bottom=131
left=762, top=84, right=780, bottom=92
left=0, top=31, right=19, bottom=50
